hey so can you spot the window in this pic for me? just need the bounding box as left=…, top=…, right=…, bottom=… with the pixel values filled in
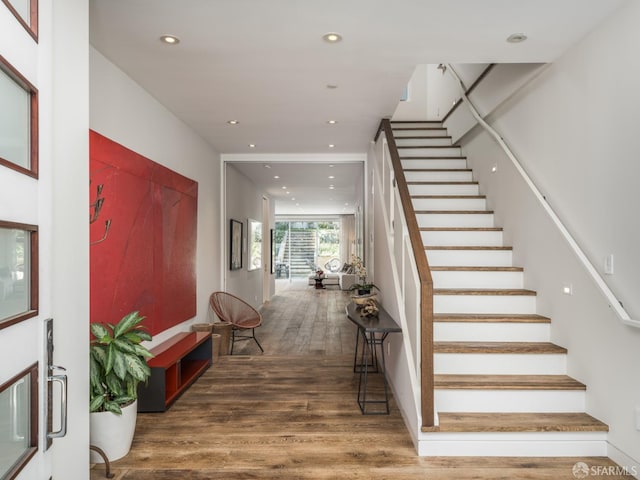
left=0, top=55, right=38, bottom=178
left=1, top=0, right=38, bottom=41
left=0, top=221, right=38, bottom=329
left=0, top=363, right=38, bottom=480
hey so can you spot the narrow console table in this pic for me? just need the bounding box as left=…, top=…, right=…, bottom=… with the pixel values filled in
left=137, top=331, right=212, bottom=412
left=346, top=302, right=402, bottom=415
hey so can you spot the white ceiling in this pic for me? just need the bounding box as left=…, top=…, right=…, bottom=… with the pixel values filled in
left=89, top=0, right=626, bottom=214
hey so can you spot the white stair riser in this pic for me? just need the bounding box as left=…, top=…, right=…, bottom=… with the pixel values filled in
left=434, top=294, right=537, bottom=314
left=417, top=434, right=607, bottom=457
left=421, top=229, right=503, bottom=246
left=409, top=184, right=479, bottom=196
left=435, top=389, right=585, bottom=413
left=393, top=129, right=447, bottom=137
left=435, top=353, right=566, bottom=375
left=391, top=122, right=441, bottom=129
left=432, top=270, right=522, bottom=289
left=427, top=249, right=512, bottom=267
left=402, top=159, right=467, bottom=169
left=413, top=197, right=486, bottom=211
left=405, top=171, right=473, bottom=182
left=434, top=322, right=549, bottom=342
left=417, top=213, right=495, bottom=228
left=395, top=137, right=452, bottom=147
left=399, top=147, right=461, bottom=157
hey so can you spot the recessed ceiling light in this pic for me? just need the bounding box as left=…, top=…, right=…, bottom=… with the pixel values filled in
left=344, top=202, right=349, bottom=206
left=296, top=203, right=300, bottom=206
left=328, top=175, right=335, bottom=179
left=507, top=33, right=527, bottom=43
left=281, top=186, right=287, bottom=189
left=291, top=197, right=295, bottom=201
left=227, top=120, right=239, bottom=125
left=329, top=144, right=335, bottom=148
left=327, top=120, right=337, bottom=125
left=249, top=144, right=256, bottom=148
left=160, top=35, right=180, bottom=45
left=329, top=185, right=335, bottom=190
left=286, top=191, right=290, bottom=195
left=273, top=175, right=280, bottom=179
left=322, top=32, right=342, bottom=43
left=262, top=163, right=270, bottom=168
left=329, top=164, right=335, bottom=168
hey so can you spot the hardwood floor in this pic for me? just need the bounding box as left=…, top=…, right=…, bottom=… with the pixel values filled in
left=90, top=280, right=633, bottom=479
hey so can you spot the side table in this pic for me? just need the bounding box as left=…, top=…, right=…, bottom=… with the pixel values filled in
left=346, top=302, right=402, bottom=414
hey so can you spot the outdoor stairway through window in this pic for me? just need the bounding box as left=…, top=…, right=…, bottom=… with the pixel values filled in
left=391, top=120, right=609, bottom=456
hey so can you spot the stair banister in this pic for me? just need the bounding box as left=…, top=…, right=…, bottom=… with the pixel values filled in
left=378, top=119, right=436, bottom=428
left=445, top=64, right=640, bottom=329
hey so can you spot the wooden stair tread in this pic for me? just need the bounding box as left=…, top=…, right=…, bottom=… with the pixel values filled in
left=413, top=196, right=486, bottom=199
left=426, top=245, right=510, bottom=250
left=404, top=168, right=472, bottom=172
left=416, top=210, right=493, bottom=214
left=401, top=156, right=468, bottom=161
left=435, top=374, right=586, bottom=390
left=434, top=341, right=567, bottom=354
left=434, top=288, right=536, bottom=296
left=430, top=266, right=523, bottom=272
left=433, top=412, right=608, bottom=433
left=398, top=145, right=459, bottom=149
left=434, top=314, right=551, bottom=323
left=397, top=135, right=451, bottom=139
left=407, top=181, right=477, bottom=185
left=420, top=227, right=502, bottom=231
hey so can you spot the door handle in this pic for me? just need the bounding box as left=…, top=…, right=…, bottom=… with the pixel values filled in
left=47, top=365, right=68, bottom=439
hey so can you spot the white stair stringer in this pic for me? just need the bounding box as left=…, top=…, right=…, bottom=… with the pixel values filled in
left=390, top=121, right=609, bottom=458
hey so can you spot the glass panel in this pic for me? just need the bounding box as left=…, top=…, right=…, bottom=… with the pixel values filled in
left=5, top=0, right=30, bottom=24
left=0, top=375, right=30, bottom=478
left=0, top=67, right=30, bottom=170
left=0, top=227, right=30, bottom=321
left=248, top=219, right=262, bottom=271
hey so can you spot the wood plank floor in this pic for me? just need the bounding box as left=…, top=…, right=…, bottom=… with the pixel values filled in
left=91, top=280, right=633, bottom=479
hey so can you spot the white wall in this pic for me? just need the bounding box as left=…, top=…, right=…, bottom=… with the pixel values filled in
left=89, top=47, right=222, bottom=347
left=392, top=65, right=429, bottom=121
left=453, top=0, right=640, bottom=468
left=224, top=164, right=265, bottom=309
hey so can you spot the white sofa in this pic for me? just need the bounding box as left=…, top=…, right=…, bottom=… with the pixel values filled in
left=307, top=271, right=357, bottom=290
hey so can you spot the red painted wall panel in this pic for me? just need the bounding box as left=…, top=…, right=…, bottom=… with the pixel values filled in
left=89, top=130, right=197, bottom=335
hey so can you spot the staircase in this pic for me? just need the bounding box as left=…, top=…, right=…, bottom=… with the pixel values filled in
left=391, top=120, right=609, bottom=456
left=287, top=229, right=317, bottom=277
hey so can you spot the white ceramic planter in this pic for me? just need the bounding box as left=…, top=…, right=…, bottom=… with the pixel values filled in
left=90, top=400, right=138, bottom=463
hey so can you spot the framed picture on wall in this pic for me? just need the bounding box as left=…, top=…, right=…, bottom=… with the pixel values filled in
left=230, top=219, right=243, bottom=270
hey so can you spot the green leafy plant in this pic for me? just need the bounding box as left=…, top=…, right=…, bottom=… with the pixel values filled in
left=90, top=311, right=154, bottom=414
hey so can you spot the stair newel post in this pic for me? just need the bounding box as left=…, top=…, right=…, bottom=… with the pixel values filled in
left=380, top=119, right=435, bottom=428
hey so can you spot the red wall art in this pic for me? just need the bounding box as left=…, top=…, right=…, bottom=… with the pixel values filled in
left=89, top=130, right=198, bottom=335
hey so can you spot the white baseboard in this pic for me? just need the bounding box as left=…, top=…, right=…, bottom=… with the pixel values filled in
left=607, top=442, right=639, bottom=479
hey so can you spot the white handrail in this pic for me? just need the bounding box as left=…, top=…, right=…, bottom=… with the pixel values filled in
left=446, top=64, right=639, bottom=329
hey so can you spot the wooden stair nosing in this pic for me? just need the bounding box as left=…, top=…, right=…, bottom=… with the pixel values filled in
left=432, top=412, right=608, bottom=433
left=434, top=374, right=586, bottom=390
left=408, top=181, right=478, bottom=185
left=397, top=135, right=452, bottom=140
left=434, top=314, right=551, bottom=324
left=434, top=341, right=567, bottom=354
left=416, top=210, right=493, bottom=214
left=421, top=227, right=501, bottom=231
left=434, top=288, right=536, bottom=296
left=413, top=195, right=486, bottom=199
left=426, top=246, right=511, bottom=251
left=430, top=266, right=523, bottom=272
left=398, top=145, right=459, bottom=149
left=404, top=168, right=472, bottom=172
left=401, top=156, right=467, bottom=160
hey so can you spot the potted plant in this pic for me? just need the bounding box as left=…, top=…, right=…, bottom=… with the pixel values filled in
left=89, top=311, right=154, bottom=463
left=348, top=255, right=379, bottom=296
